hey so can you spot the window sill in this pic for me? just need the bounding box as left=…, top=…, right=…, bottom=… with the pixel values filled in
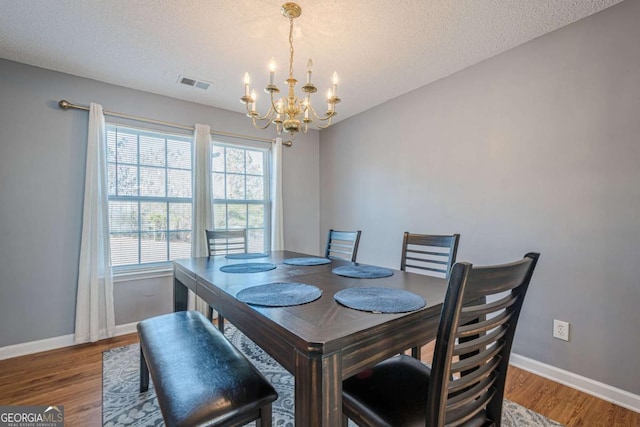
left=113, top=264, right=174, bottom=283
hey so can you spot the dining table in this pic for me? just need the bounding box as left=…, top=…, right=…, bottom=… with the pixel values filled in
left=173, top=250, right=449, bottom=426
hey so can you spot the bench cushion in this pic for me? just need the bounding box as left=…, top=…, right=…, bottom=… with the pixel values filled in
left=137, top=311, right=277, bottom=426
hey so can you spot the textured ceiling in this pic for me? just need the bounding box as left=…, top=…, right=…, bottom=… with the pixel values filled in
left=0, top=0, right=623, bottom=123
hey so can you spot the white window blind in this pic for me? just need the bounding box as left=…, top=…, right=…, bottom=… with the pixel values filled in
left=107, top=124, right=193, bottom=267
left=211, top=142, right=271, bottom=252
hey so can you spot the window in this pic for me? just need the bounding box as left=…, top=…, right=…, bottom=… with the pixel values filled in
left=107, top=125, right=193, bottom=267
left=212, top=142, right=270, bottom=252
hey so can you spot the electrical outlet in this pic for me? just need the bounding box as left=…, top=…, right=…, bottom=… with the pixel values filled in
left=553, top=319, right=570, bottom=341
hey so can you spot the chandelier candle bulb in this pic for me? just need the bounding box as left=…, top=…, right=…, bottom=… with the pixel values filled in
left=306, top=59, right=313, bottom=84
left=244, top=72, right=251, bottom=97
left=269, top=58, right=276, bottom=86
left=332, top=72, right=339, bottom=97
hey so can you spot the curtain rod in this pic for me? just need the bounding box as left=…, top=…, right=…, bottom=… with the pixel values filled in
left=57, top=100, right=293, bottom=147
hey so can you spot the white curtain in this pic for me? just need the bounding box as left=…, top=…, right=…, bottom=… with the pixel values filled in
left=74, top=103, right=115, bottom=343
left=271, top=137, right=284, bottom=250
left=189, top=123, right=213, bottom=315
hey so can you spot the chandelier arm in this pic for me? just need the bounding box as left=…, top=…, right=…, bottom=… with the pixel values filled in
left=269, top=91, right=283, bottom=114
left=307, top=103, right=336, bottom=122
left=306, top=106, right=334, bottom=129
left=251, top=114, right=277, bottom=130
left=246, top=103, right=276, bottom=122
left=308, top=117, right=333, bottom=129
left=243, top=102, right=254, bottom=117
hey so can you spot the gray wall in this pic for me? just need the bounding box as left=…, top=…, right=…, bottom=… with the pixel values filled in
left=320, top=1, right=640, bottom=394
left=0, top=59, right=320, bottom=347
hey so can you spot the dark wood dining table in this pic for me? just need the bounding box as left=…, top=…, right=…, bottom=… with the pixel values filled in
left=173, top=250, right=448, bottom=426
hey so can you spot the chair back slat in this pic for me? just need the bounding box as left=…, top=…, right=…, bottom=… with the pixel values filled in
left=426, top=252, right=540, bottom=427
left=462, top=260, right=535, bottom=298
left=324, top=229, right=361, bottom=262
left=407, top=249, right=451, bottom=256
left=457, top=309, right=513, bottom=338
left=450, top=341, right=504, bottom=374
left=460, top=293, right=517, bottom=320
left=453, top=327, right=507, bottom=357
left=447, top=356, right=501, bottom=393
left=405, top=264, right=451, bottom=275
left=406, top=256, right=450, bottom=265
left=400, top=232, right=460, bottom=278
left=446, top=373, right=498, bottom=410
left=205, top=229, right=247, bottom=257
left=445, top=388, right=497, bottom=427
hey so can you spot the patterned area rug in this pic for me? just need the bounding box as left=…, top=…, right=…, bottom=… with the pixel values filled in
left=103, top=325, right=564, bottom=426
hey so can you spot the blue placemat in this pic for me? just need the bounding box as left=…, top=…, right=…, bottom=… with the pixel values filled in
left=225, top=253, right=269, bottom=259
left=332, top=265, right=394, bottom=279
left=334, top=287, right=426, bottom=313
left=220, top=263, right=277, bottom=273
left=283, top=257, right=332, bottom=266
left=236, top=282, right=322, bottom=307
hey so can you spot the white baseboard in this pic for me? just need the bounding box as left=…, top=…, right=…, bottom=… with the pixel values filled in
left=0, top=333, right=76, bottom=361
left=114, top=321, right=139, bottom=336
left=510, top=353, right=640, bottom=414
left=0, top=322, right=139, bottom=361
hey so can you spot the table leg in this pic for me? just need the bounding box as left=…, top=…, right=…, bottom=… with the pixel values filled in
left=173, top=277, right=188, bottom=312
left=294, top=350, right=342, bottom=426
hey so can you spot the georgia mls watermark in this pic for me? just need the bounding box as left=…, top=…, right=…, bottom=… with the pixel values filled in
left=0, top=406, right=64, bottom=427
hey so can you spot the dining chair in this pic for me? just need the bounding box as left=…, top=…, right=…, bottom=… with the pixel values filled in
left=342, top=253, right=540, bottom=427
left=205, top=228, right=248, bottom=257
left=400, top=232, right=460, bottom=277
left=324, top=229, right=362, bottom=262
left=205, top=229, right=248, bottom=329
left=401, top=232, right=460, bottom=359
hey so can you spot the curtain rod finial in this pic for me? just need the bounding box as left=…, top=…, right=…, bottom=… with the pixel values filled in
left=58, top=100, right=71, bottom=109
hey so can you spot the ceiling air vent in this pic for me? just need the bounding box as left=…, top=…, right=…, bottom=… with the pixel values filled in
left=178, top=75, right=211, bottom=90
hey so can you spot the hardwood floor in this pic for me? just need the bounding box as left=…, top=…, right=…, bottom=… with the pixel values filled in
left=505, top=366, right=640, bottom=427
left=0, top=334, right=138, bottom=427
left=0, top=335, right=638, bottom=426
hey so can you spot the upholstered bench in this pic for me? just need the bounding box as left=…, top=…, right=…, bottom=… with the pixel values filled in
left=137, top=311, right=277, bottom=427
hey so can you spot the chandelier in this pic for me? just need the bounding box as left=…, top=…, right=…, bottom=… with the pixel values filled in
left=241, top=2, right=340, bottom=140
